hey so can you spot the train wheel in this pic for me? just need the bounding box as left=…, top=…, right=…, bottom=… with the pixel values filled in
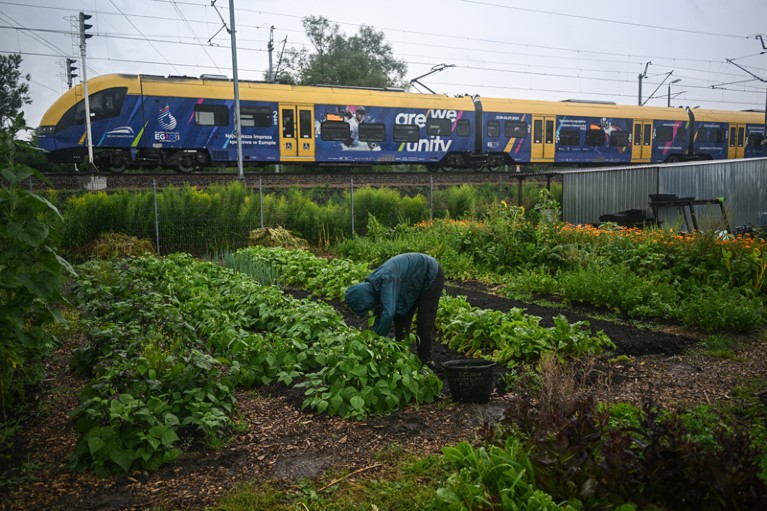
left=484, top=155, right=504, bottom=172
left=177, top=154, right=196, bottom=173
left=440, top=154, right=464, bottom=172
left=107, top=152, right=128, bottom=174
left=426, top=163, right=440, bottom=173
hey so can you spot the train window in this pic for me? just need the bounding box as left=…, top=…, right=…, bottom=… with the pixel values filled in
left=427, top=118, right=452, bottom=137
left=633, top=124, right=641, bottom=146
left=195, top=104, right=229, bottom=126
left=299, top=110, right=312, bottom=138
left=585, top=128, right=605, bottom=146
left=656, top=126, right=674, bottom=142
left=282, top=109, right=295, bottom=138
left=609, top=132, right=629, bottom=147
left=359, top=123, right=386, bottom=142
left=729, top=127, right=736, bottom=147
left=677, top=128, right=687, bottom=143
left=487, top=121, right=500, bottom=138
left=737, top=127, right=745, bottom=147
left=696, top=128, right=708, bottom=143
left=394, top=124, right=420, bottom=142
left=545, top=120, right=554, bottom=144
left=713, top=128, right=725, bottom=143
left=558, top=129, right=580, bottom=146
left=505, top=121, right=527, bottom=138
left=456, top=119, right=471, bottom=137
left=241, top=106, right=272, bottom=128
left=320, top=120, right=350, bottom=141
left=533, top=120, right=542, bottom=143
left=643, top=124, right=652, bottom=145
left=747, top=133, right=763, bottom=149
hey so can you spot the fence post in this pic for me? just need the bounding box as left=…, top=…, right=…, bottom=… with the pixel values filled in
left=152, top=179, right=161, bottom=255
left=429, top=176, right=434, bottom=221
left=259, top=177, right=264, bottom=228
left=350, top=177, right=355, bottom=236
left=498, top=175, right=503, bottom=203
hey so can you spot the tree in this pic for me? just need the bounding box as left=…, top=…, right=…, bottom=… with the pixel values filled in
left=0, top=54, right=32, bottom=130
left=280, top=16, right=407, bottom=88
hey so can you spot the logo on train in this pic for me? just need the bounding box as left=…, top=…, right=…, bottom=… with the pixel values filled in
left=155, top=105, right=180, bottom=142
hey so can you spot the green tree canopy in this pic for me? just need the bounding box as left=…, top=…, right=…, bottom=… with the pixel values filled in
left=278, top=16, right=407, bottom=88
left=0, top=54, right=31, bottom=130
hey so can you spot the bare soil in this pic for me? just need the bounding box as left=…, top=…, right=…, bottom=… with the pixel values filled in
left=2, top=280, right=766, bottom=511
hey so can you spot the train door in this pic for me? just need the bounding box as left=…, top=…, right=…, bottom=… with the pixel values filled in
left=531, top=116, right=555, bottom=161
left=279, top=104, right=314, bottom=161
left=728, top=124, right=745, bottom=159
left=632, top=119, right=653, bottom=163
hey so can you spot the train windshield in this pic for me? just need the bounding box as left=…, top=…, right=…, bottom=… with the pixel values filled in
left=57, top=87, right=128, bottom=131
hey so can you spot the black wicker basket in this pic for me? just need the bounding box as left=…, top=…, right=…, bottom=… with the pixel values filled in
left=442, top=359, right=496, bottom=404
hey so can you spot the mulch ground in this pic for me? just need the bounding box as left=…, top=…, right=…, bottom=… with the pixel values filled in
left=2, top=280, right=766, bottom=510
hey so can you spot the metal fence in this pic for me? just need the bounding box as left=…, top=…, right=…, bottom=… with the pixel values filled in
left=562, top=158, right=767, bottom=233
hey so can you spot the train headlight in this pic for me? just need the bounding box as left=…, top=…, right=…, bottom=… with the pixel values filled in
left=39, top=126, right=55, bottom=135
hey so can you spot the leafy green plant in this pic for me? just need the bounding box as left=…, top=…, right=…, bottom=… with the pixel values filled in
left=0, top=114, right=72, bottom=415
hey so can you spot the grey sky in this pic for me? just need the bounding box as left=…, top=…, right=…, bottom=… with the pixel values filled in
left=2, top=0, right=766, bottom=128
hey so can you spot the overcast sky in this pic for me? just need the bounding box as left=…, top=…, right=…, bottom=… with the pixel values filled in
left=2, top=0, right=766, bottom=128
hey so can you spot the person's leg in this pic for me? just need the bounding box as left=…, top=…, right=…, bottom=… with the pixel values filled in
left=394, top=308, right=416, bottom=341
left=415, top=266, right=445, bottom=363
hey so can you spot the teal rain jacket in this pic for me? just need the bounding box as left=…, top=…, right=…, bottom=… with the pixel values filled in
left=344, top=253, right=440, bottom=337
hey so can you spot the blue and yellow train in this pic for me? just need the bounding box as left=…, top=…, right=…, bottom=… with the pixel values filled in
left=38, top=73, right=767, bottom=173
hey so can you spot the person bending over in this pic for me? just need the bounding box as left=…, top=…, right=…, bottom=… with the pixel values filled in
left=344, top=253, right=444, bottom=364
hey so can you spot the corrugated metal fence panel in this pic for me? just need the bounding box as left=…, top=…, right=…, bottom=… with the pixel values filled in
left=658, top=158, right=767, bottom=232
left=562, top=166, right=658, bottom=226
left=563, top=158, right=767, bottom=232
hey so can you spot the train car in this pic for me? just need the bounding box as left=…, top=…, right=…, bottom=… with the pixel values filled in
left=37, top=74, right=476, bottom=173
left=37, top=73, right=766, bottom=173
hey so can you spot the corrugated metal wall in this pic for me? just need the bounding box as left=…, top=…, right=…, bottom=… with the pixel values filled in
left=562, top=158, right=767, bottom=232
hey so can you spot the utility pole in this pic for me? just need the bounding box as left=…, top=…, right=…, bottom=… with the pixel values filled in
left=638, top=61, right=651, bottom=106
left=79, top=12, right=94, bottom=170
left=228, top=0, right=244, bottom=180
left=267, top=26, right=274, bottom=83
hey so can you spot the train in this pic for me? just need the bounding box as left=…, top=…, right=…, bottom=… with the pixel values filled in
left=37, top=73, right=767, bottom=173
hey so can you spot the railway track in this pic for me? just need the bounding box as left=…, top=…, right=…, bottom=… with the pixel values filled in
left=30, top=169, right=562, bottom=191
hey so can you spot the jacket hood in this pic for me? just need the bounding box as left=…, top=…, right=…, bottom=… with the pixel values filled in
left=345, top=282, right=377, bottom=316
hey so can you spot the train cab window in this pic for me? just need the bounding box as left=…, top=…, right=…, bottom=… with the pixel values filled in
left=747, top=133, right=764, bottom=149
left=533, top=120, right=542, bottom=143
left=656, top=126, right=673, bottom=143
left=737, top=127, right=745, bottom=147
left=359, top=123, right=386, bottom=142
left=195, top=104, right=229, bottom=126
left=559, top=129, right=580, bottom=146
left=61, top=87, right=127, bottom=131
left=241, top=106, right=272, bottom=128
left=609, top=132, right=629, bottom=147
left=505, top=121, right=528, bottom=138
left=729, top=127, right=736, bottom=147
left=394, top=124, right=420, bottom=142
left=487, top=120, right=500, bottom=138
left=320, top=120, right=350, bottom=141
left=456, top=119, right=471, bottom=137
left=585, top=128, right=605, bottom=146
left=427, top=118, right=452, bottom=137
left=633, top=124, right=641, bottom=146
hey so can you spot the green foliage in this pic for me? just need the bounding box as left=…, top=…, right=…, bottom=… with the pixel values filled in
left=678, top=285, right=764, bottom=333
left=282, top=16, right=407, bottom=88
left=433, top=439, right=578, bottom=510
left=0, top=54, right=31, bottom=129
left=0, top=114, right=70, bottom=414
left=436, top=295, right=614, bottom=366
